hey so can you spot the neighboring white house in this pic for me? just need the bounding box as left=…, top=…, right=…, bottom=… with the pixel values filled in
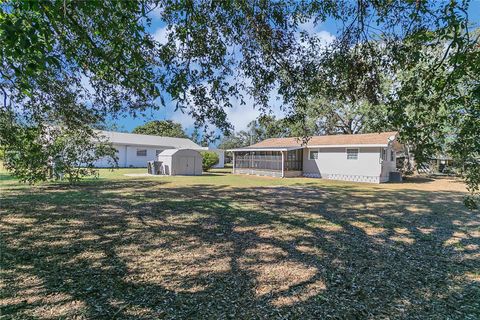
left=94, top=130, right=224, bottom=168
left=228, top=131, right=400, bottom=183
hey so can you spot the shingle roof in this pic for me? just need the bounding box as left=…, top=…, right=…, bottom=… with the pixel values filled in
left=97, top=130, right=202, bottom=149
left=248, top=131, right=398, bottom=148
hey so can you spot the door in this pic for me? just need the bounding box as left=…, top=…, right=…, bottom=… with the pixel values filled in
left=179, top=157, right=195, bottom=175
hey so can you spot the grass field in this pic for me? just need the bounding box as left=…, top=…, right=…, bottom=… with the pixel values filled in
left=1, top=167, right=479, bottom=319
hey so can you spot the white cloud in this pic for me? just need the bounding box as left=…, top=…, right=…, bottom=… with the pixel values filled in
left=149, top=5, right=163, bottom=19
left=153, top=26, right=170, bottom=45
left=169, top=103, right=285, bottom=133
left=298, top=19, right=335, bottom=47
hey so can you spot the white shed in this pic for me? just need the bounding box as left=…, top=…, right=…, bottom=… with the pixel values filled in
left=157, top=149, right=202, bottom=176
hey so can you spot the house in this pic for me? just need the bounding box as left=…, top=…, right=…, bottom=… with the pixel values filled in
left=228, top=131, right=400, bottom=183
left=94, top=130, right=224, bottom=168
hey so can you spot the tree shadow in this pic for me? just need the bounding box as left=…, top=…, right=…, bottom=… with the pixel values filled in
left=1, top=179, right=479, bottom=318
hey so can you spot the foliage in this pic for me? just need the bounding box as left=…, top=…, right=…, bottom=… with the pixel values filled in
left=1, top=0, right=479, bottom=202
left=133, top=120, right=188, bottom=138
left=0, top=112, right=117, bottom=183
left=200, top=151, right=219, bottom=171
left=218, top=134, right=248, bottom=150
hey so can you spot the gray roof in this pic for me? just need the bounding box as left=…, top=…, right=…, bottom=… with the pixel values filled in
left=97, top=130, right=202, bottom=149
left=157, top=149, right=180, bottom=156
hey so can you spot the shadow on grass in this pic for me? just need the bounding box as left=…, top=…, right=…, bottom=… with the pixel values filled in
left=1, top=179, right=479, bottom=319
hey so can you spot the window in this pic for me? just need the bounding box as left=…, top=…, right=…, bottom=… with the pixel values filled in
left=390, top=149, right=395, bottom=161
left=156, top=149, right=164, bottom=156
left=347, top=148, right=358, bottom=160
left=309, top=150, right=319, bottom=160
left=136, top=149, right=147, bottom=157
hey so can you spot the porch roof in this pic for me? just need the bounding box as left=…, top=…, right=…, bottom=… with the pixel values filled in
left=227, top=146, right=303, bottom=152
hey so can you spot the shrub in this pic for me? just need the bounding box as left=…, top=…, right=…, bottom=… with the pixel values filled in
left=200, top=151, right=219, bottom=171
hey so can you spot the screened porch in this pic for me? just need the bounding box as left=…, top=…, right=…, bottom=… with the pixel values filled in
left=231, top=147, right=303, bottom=177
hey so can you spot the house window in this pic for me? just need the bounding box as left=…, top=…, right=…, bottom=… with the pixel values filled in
left=136, top=149, right=147, bottom=157
left=156, top=149, right=164, bottom=156
left=390, top=149, right=395, bottom=161
left=347, top=148, right=358, bottom=160
left=309, top=150, right=319, bottom=160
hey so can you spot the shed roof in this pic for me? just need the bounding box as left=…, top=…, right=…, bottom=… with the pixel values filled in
left=229, top=131, right=398, bottom=151
left=97, top=130, right=202, bottom=149
left=157, top=149, right=180, bottom=156
left=157, top=149, right=201, bottom=157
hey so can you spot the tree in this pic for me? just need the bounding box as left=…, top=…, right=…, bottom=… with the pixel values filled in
left=133, top=120, right=187, bottom=138
left=0, top=113, right=117, bottom=183
left=1, top=1, right=478, bottom=205
left=218, top=134, right=248, bottom=150
left=200, top=151, right=219, bottom=171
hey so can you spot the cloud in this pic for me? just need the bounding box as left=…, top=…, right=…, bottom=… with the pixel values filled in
left=298, top=19, right=335, bottom=47
left=153, top=26, right=170, bottom=45
left=169, top=96, right=285, bottom=133
left=149, top=5, right=163, bottom=19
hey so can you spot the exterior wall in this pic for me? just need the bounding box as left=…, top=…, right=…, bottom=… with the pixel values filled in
left=234, top=168, right=284, bottom=178
left=233, top=168, right=301, bottom=178
left=212, top=149, right=225, bottom=168
left=303, top=147, right=383, bottom=183
left=94, top=144, right=169, bottom=168
left=172, top=150, right=202, bottom=175
left=284, top=170, right=303, bottom=177
left=156, top=155, right=173, bottom=175
left=380, top=146, right=397, bottom=182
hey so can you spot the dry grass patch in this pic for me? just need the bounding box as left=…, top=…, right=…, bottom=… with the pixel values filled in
left=1, top=171, right=479, bottom=319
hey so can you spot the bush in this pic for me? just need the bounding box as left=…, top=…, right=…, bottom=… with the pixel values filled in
left=200, top=151, right=219, bottom=171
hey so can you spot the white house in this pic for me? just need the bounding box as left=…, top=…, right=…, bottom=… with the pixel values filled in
left=228, top=131, right=400, bottom=183
left=94, top=130, right=224, bottom=168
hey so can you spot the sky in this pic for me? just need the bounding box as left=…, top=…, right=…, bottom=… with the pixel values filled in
left=114, top=1, right=480, bottom=139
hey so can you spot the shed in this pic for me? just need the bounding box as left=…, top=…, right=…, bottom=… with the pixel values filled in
left=157, top=149, right=202, bottom=176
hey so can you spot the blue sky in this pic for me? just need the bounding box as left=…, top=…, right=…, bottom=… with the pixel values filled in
left=114, top=1, right=480, bottom=139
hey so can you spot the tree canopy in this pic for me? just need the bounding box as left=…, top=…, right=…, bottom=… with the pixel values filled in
left=1, top=0, right=478, bottom=206
left=132, top=120, right=188, bottom=138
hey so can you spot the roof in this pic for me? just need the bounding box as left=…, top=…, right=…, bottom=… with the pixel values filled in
left=157, top=149, right=201, bottom=156
left=97, top=130, right=202, bottom=149
left=157, top=149, right=179, bottom=156
left=229, top=131, right=398, bottom=151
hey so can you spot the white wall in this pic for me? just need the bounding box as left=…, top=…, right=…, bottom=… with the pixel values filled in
left=94, top=144, right=168, bottom=168
left=210, top=149, right=225, bottom=168
left=380, top=146, right=397, bottom=182
left=303, top=147, right=383, bottom=183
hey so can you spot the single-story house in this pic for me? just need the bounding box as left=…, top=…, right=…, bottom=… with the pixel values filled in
left=94, top=130, right=224, bottom=168
left=228, top=131, right=400, bottom=183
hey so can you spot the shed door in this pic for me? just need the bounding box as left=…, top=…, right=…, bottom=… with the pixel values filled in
left=179, top=157, right=195, bottom=175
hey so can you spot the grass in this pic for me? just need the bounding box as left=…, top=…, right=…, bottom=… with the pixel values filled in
left=1, top=166, right=479, bottom=319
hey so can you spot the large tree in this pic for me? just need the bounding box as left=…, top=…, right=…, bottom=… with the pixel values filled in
left=132, top=120, right=187, bottom=138
left=1, top=0, right=478, bottom=205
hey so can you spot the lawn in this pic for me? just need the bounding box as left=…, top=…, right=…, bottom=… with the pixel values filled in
left=1, top=167, right=479, bottom=319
